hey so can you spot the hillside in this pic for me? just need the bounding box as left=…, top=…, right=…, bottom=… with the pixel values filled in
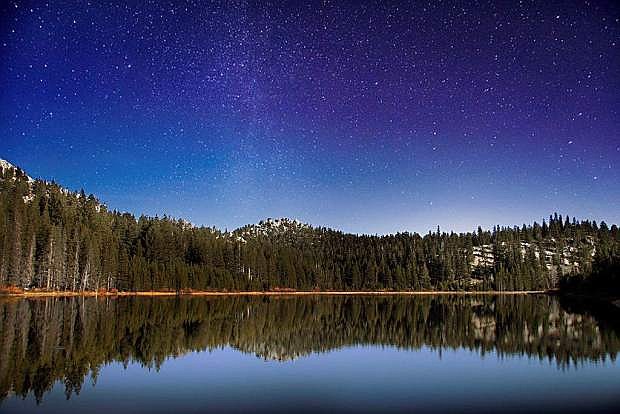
left=0, top=159, right=618, bottom=293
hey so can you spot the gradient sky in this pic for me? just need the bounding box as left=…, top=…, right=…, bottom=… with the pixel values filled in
left=1, top=1, right=619, bottom=234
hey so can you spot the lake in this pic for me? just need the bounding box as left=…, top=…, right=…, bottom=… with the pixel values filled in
left=0, top=294, right=619, bottom=413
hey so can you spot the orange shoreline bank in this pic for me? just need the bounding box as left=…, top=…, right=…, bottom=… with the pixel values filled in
left=0, top=289, right=555, bottom=298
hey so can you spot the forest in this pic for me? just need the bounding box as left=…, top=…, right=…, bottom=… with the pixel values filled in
left=1, top=163, right=619, bottom=293
left=1, top=295, right=619, bottom=402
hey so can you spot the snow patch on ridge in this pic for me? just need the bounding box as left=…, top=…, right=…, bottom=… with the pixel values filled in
left=0, top=158, right=35, bottom=183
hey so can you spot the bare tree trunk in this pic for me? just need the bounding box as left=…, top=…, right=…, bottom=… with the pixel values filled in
left=23, top=233, right=35, bottom=288
left=0, top=234, right=7, bottom=285
left=60, top=233, right=67, bottom=290
left=72, top=241, right=79, bottom=292
left=9, top=218, right=21, bottom=285
left=46, top=234, right=54, bottom=290
left=82, top=260, right=90, bottom=292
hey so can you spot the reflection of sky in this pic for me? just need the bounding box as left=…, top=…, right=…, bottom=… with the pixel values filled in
left=3, top=346, right=619, bottom=413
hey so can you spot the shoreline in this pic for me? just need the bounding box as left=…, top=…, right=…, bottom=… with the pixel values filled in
left=0, top=289, right=555, bottom=298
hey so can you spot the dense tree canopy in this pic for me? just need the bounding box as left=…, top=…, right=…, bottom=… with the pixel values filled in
left=1, top=166, right=618, bottom=292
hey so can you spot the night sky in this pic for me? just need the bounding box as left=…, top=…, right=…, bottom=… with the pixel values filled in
left=1, top=1, right=619, bottom=234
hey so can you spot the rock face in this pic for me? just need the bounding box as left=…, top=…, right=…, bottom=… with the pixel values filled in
left=232, top=217, right=314, bottom=243
left=470, top=238, right=596, bottom=275
left=0, top=159, right=16, bottom=171
left=0, top=159, right=33, bottom=182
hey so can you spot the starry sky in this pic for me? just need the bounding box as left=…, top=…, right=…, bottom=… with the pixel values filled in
left=1, top=1, right=619, bottom=234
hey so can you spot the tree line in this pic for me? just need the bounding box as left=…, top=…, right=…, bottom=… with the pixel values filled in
left=1, top=166, right=619, bottom=292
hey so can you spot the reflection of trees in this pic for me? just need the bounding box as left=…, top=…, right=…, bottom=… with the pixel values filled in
left=1, top=295, right=618, bottom=403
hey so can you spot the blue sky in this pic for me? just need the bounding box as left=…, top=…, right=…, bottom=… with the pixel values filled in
left=1, top=1, right=619, bottom=234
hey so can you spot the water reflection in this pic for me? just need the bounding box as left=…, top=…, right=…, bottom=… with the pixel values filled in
left=0, top=294, right=619, bottom=403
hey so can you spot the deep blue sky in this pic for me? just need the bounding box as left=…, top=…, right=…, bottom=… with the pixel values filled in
left=1, top=1, right=619, bottom=234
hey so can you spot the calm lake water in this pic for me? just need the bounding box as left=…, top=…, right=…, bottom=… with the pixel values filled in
left=0, top=295, right=619, bottom=413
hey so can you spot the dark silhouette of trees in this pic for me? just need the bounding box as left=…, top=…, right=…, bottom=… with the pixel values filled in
left=1, top=165, right=618, bottom=293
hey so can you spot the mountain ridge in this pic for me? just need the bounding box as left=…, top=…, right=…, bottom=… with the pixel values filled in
left=1, top=157, right=618, bottom=294
left=1, top=158, right=614, bottom=239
